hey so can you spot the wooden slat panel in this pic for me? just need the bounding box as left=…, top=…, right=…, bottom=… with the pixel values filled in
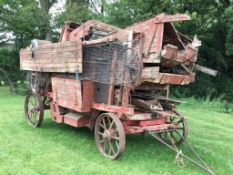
left=52, top=77, right=83, bottom=112
left=21, top=58, right=53, bottom=64
left=20, top=40, right=83, bottom=73
left=21, top=52, right=82, bottom=62
left=52, top=50, right=82, bottom=62
left=20, top=62, right=82, bottom=72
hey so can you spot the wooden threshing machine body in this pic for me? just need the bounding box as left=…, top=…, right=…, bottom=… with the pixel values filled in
left=20, top=13, right=201, bottom=159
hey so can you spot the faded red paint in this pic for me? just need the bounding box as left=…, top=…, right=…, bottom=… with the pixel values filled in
left=21, top=13, right=198, bottom=138
left=139, top=119, right=166, bottom=127
left=92, top=103, right=134, bottom=115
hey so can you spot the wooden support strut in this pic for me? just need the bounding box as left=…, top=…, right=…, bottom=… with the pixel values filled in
left=108, top=50, right=117, bottom=105
left=121, top=30, right=133, bottom=107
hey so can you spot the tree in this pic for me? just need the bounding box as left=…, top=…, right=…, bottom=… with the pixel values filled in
left=0, top=0, right=57, bottom=93
left=102, top=0, right=233, bottom=99
left=39, top=0, right=57, bottom=41
left=55, top=0, right=93, bottom=27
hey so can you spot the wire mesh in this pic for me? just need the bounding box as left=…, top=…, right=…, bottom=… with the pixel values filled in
left=80, top=39, right=143, bottom=85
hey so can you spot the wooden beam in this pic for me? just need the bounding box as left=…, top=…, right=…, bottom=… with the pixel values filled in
left=195, top=64, right=218, bottom=76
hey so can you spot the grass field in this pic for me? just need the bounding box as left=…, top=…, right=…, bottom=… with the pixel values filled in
left=0, top=86, right=232, bottom=175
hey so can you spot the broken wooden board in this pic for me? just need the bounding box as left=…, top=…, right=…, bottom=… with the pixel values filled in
left=195, top=64, right=217, bottom=76
left=69, top=20, right=121, bottom=41
left=141, top=72, right=195, bottom=85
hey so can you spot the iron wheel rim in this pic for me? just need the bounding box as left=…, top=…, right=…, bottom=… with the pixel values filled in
left=95, top=113, right=125, bottom=160
left=24, top=92, right=44, bottom=127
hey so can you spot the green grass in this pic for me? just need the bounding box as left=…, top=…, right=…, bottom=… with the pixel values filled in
left=0, top=86, right=232, bottom=175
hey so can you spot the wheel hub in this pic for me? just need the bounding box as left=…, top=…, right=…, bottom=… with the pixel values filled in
left=103, top=129, right=114, bottom=141
left=30, top=107, right=39, bottom=113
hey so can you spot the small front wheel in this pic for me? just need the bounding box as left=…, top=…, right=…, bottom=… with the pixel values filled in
left=95, top=113, right=125, bottom=160
left=24, top=92, right=44, bottom=127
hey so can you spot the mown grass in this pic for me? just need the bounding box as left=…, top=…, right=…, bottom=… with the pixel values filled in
left=0, top=86, right=232, bottom=175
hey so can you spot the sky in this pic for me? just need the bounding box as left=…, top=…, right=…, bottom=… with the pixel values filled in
left=49, top=0, right=66, bottom=18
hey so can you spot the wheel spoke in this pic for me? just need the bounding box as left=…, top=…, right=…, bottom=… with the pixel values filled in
left=103, top=141, right=107, bottom=152
left=95, top=113, right=125, bottom=159
left=158, top=111, right=187, bottom=146
left=177, top=127, right=184, bottom=130
left=177, top=119, right=182, bottom=123
left=112, top=136, right=120, bottom=140
left=170, top=132, right=178, bottom=143
left=162, top=131, right=168, bottom=140
left=170, top=116, right=175, bottom=122
left=106, top=117, right=111, bottom=128
left=99, top=123, right=106, bottom=129
left=98, top=131, right=104, bottom=136
left=102, top=118, right=107, bottom=129
left=109, top=141, right=116, bottom=155
left=24, top=92, right=44, bottom=127
left=108, top=143, right=112, bottom=155
left=109, top=120, right=114, bottom=129
left=100, top=139, right=106, bottom=144
left=114, top=140, right=119, bottom=150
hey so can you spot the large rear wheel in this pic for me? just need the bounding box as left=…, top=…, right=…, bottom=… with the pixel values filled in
left=159, top=110, right=188, bottom=146
left=24, top=92, right=44, bottom=127
left=95, top=113, right=125, bottom=160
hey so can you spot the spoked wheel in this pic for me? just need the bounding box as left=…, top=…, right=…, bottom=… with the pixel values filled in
left=24, top=92, right=44, bottom=127
left=95, top=113, right=125, bottom=160
left=159, top=110, right=188, bottom=146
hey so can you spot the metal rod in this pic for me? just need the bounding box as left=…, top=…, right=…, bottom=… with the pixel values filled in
left=149, top=132, right=215, bottom=175
left=174, top=130, right=215, bottom=174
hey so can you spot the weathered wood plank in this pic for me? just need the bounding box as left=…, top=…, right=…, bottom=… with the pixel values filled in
left=20, top=62, right=82, bottom=73
left=141, top=67, right=160, bottom=79
left=20, top=40, right=83, bottom=73
left=21, top=56, right=82, bottom=64
left=143, top=52, right=161, bottom=63
left=52, top=77, right=83, bottom=111
left=142, top=73, right=195, bottom=85
left=195, top=64, right=217, bottom=76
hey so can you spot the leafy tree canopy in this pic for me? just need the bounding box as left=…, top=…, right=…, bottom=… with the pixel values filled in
left=0, top=0, right=233, bottom=99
